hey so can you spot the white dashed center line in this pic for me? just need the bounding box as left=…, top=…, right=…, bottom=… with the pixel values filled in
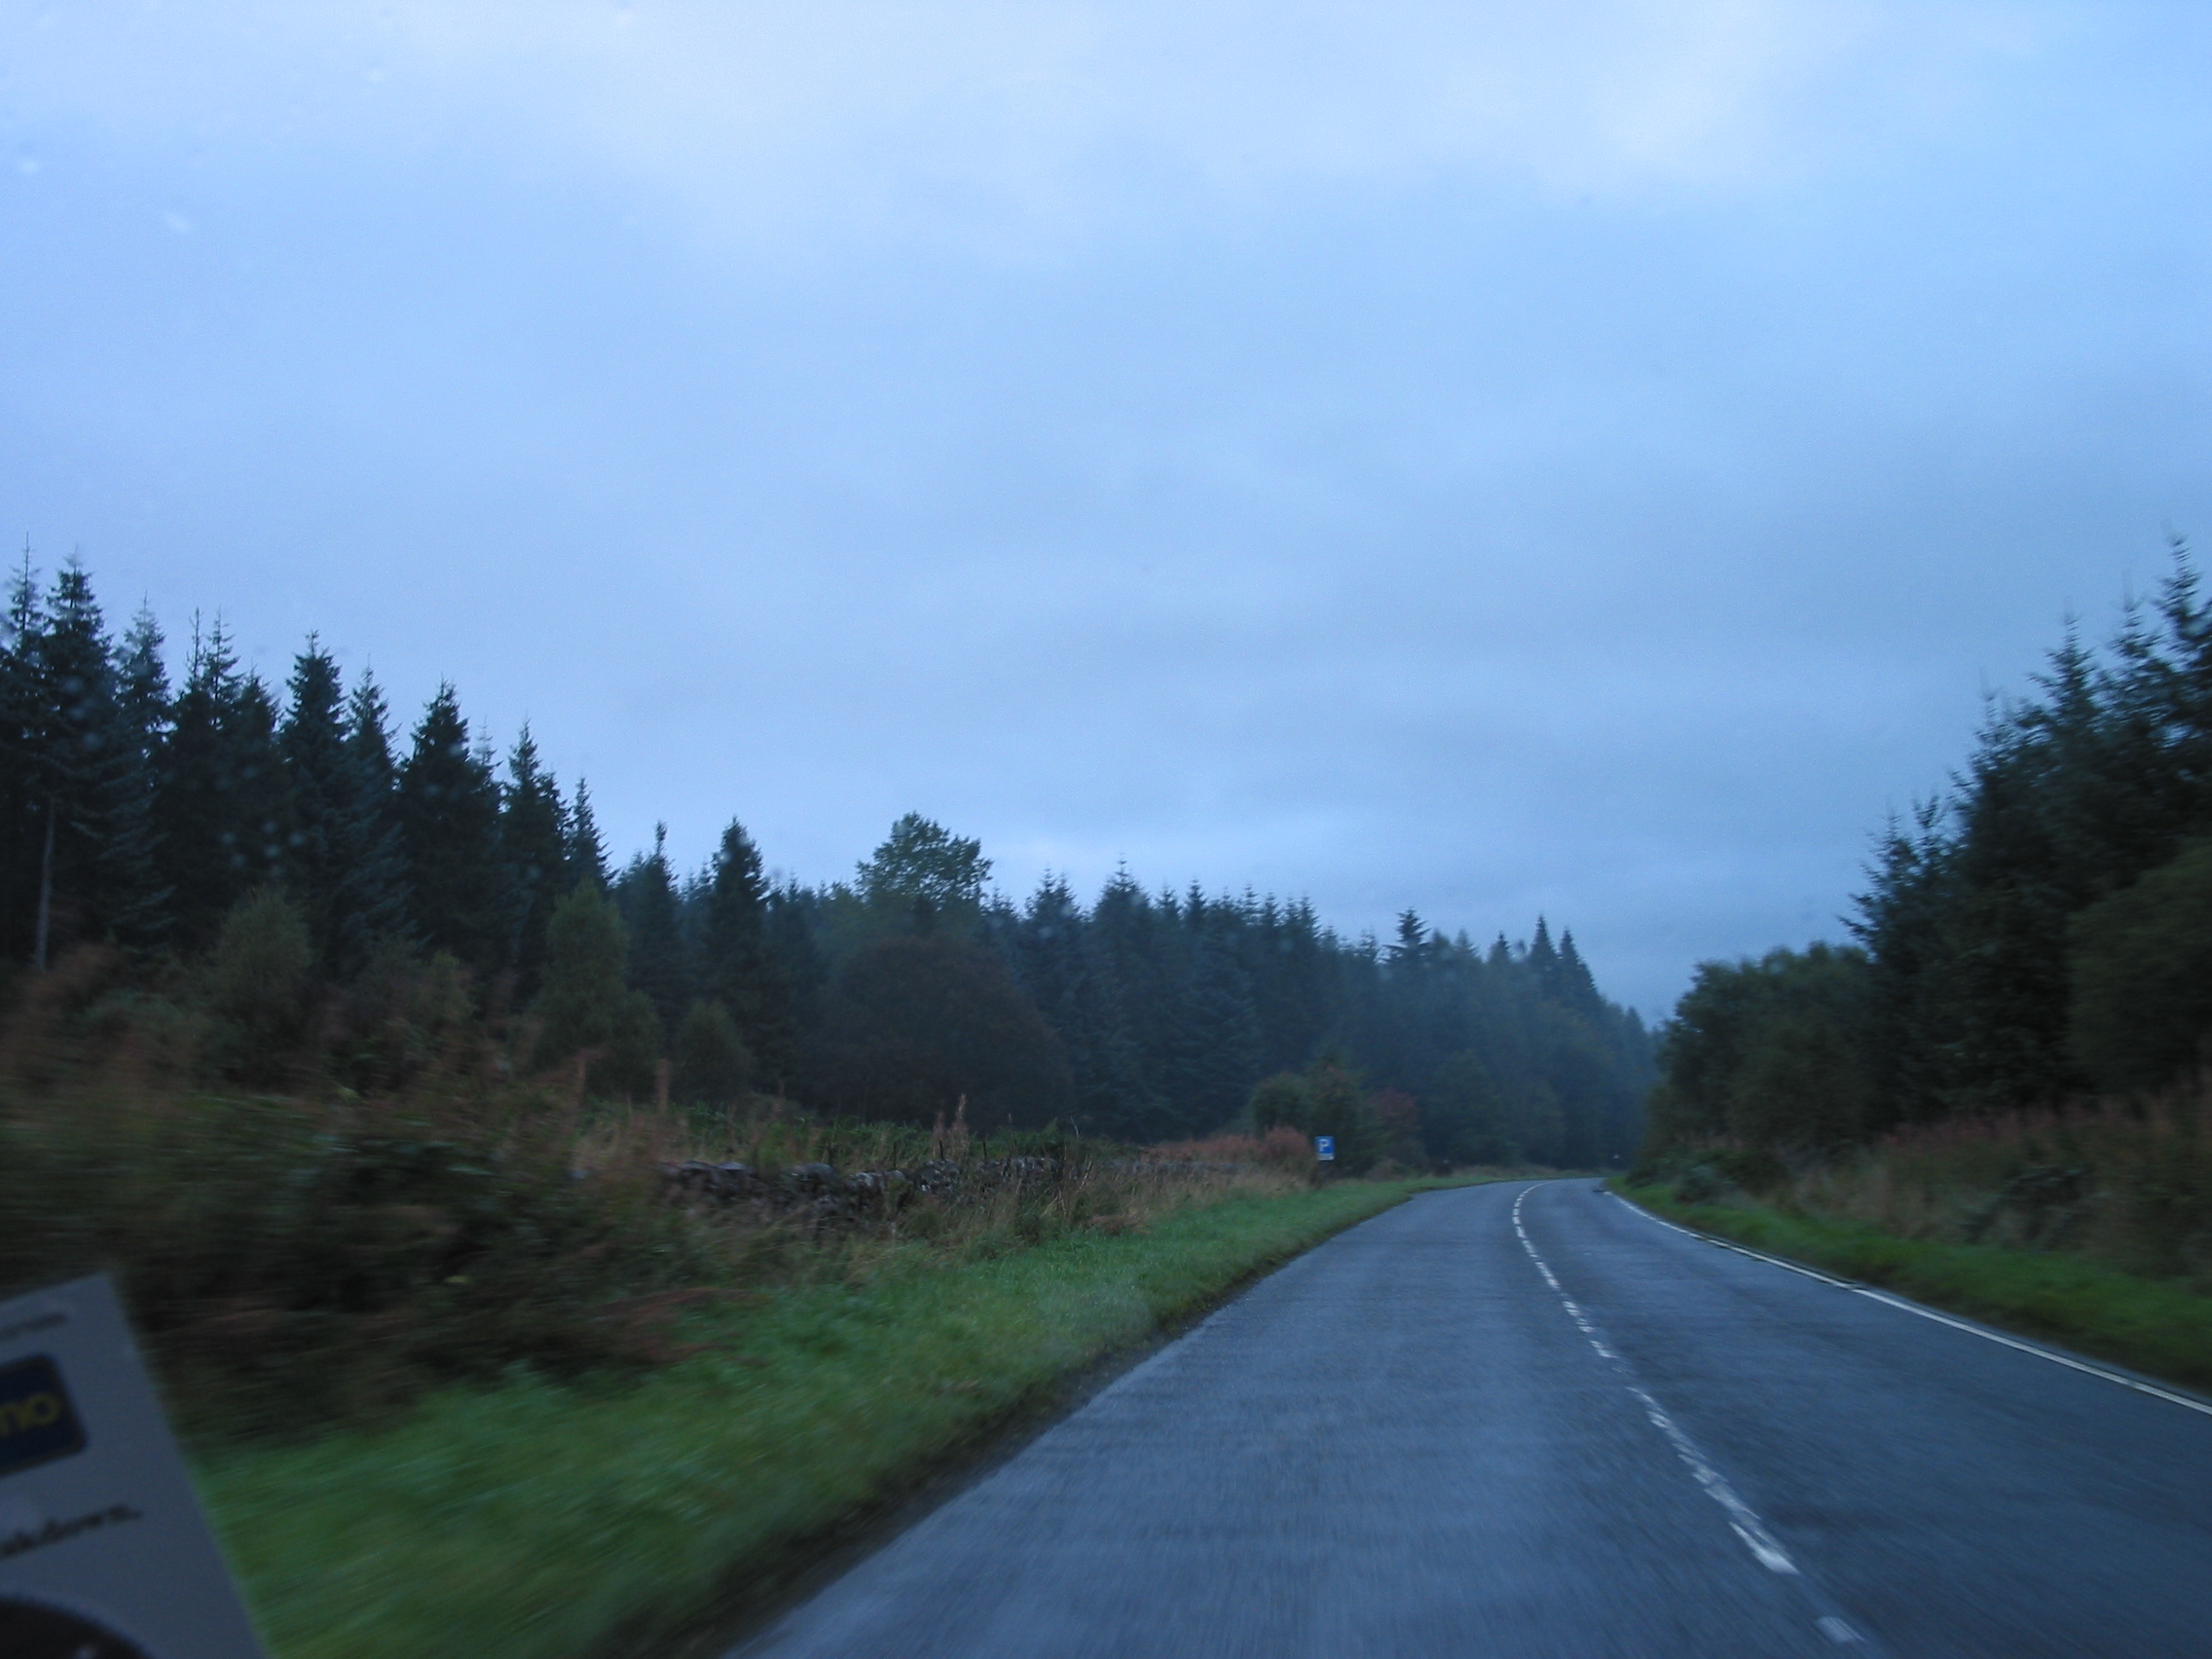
left=1511, top=1184, right=1870, bottom=1648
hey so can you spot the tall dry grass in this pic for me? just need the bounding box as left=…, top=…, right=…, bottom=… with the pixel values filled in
left=1777, top=1078, right=2212, bottom=1289
left=0, top=949, right=1309, bottom=1439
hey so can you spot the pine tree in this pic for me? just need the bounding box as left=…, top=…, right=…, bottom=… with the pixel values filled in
left=499, top=725, right=569, bottom=996
left=0, top=556, right=45, bottom=959
left=157, top=617, right=290, bottom=946
left=22, top=563, right=123, bottom=963
left=1246, top=897, right=1335, bottom=1077
left=1164, top=920, right=1263, bottom=1134
left=102, top=604, right=172, bottom=948
left=698, top=817, right=793, bottom=1079
left=762, top=881, right=825, bottom=1096
left=565, top=777, right=609, bottom=891
left=1553, top=931, right=1605, bottom=1018
left=614, top=823, right=691, bottom=1032
left=395, top=683, right=507, bottom=975
left=999, top=874, right=1152, bottom=1136
left=279, top=640, right=350, bottom=960
left=328, top=670, right=413, bottom=973
left=1527, top=917, right=1562, bottom=999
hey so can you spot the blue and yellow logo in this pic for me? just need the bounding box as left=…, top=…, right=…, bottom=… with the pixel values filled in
left=0, top=1356, right=86, bottom=1479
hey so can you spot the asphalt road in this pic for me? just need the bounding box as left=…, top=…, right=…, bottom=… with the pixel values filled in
left=735, top=1179, right=2212, bottom=1658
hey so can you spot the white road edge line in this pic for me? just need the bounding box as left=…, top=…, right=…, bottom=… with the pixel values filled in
left=1607, top=1189, right=2212, bottom=1421
left=1511, top=1186, right=1803, bottom=1579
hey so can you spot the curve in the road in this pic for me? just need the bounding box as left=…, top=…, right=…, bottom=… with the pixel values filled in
left=735, top=1180, right=2212, bottom=1659
left=1616, top=1194, right=2212, bottom=1420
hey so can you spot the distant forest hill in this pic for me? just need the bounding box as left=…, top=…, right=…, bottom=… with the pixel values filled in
left=0, top=559, right=1653, bottom=1164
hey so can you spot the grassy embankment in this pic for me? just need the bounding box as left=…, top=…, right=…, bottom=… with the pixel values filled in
left=1, top=949, right=1492, bottom=1656
left=1616, top=1097, right=2212, bottom=1392
left=201, top=1175, right=1446, bottom=1659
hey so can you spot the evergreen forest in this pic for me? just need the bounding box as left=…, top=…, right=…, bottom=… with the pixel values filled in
left=1648, top=542, right=2212, bottom=1153
left=0, top=558, right=1652, bottom=1167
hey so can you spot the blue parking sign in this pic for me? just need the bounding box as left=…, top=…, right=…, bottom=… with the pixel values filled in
left=1314, top=1136, right=1336, bottom=1161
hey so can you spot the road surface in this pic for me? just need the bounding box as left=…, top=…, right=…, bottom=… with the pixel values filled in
left=735, top=1179, right=2212, bottom=1657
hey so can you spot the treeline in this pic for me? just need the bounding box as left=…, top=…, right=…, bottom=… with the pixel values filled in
left=1649, top=542, right=2212, bottom=1154
left=1, top=558, right=1652, bottom=1165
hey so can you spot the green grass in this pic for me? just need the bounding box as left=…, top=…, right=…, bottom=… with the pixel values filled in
left=1615, top=1182, right=2212, bottom=1394
left=199, top=1178, right=1449, bottom=1659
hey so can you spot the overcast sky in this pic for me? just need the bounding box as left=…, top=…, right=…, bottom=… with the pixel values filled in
left=4, top=1, right=2206, bottom=1014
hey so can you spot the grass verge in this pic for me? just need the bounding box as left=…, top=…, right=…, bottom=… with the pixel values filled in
left=1614, top=1181, right=2212, bottom=1394
left=201, top=1177, right=1451, bottom=1659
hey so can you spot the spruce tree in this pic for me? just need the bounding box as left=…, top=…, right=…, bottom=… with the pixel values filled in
left=279, top=640, right=350, bottom=960
left=1553, top=931, right=1605, bottom=1018
left=762, top=882, right=826, bottom=1096
left=698, top=817, right=793, bottom=1078
left=1165, top=922, right=1263, bottom=1134
left=22, top=563, right=123, bottom=962
left=395, top=683, right=507, bottom=975
left=157, top=618, right=290, bottom=946
left=565, top=777, right=609, bottom=891
left=328, top=670, right=414, bottom=973
left=1527, top=917, right=1562, bottom=999
left=0, top=558, right=44, bottom=958
left=1000, top=874, right=1151, bottom=1136
left=499, top=725, right=569, bottom=995
left=614, top=823, right=691, bottom=1032
left=103, top=605, right=172, bottom=948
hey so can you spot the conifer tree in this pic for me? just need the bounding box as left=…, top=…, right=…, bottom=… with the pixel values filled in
left=614, top=823, right=691, bottom=1032
left=329, top=670, right=414, bottom=973
left=0, top=558, right=45, bottom=958
left=1553, top=931, right=1605, bottom=1018
left=22, top=563, right=124, bottom=962
left=565, top=778, right=609, bottom=891
left=396, top=683, right=507, bottom=975
left=763, top=882, right=826, bottom=1096
left=103, top=604, right=172, bottom=947
left=1527, top=917, right=1562, bottom=998
left=698, top=818, right=793, bottom=1078
left=499, top=725, right=569, bottom=995
left=279, top=640, right=349, bottom=958
left=1000, top=874, right=1152, bottom=1136
left=156, top=617, right=290, bottom=945
left=1165, top=923, right=1263, bottom=1134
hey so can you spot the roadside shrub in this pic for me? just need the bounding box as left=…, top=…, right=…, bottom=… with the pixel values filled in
left=529, top=884, right=663, bottom=1098
left=1781, top=1086, right=2212, bottom=1291
left=202, top=888, right=317, bottom=1083
left=0, top=1077, right=730, bottom=1436
left=1674, top=1163, right=1731, bottom=1204
left=673, top=998, right=754, bottom=1103
left=1243, top=1056, right=1383, bottom=1172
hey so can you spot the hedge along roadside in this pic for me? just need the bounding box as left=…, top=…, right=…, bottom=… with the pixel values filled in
left=1611, top=1181, right=2212, bottom=1394
left=201, top=1177, right=1471, bottom=1659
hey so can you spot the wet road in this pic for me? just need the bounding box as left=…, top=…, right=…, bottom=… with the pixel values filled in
left=735, top=1179, right=2212, bottom=1657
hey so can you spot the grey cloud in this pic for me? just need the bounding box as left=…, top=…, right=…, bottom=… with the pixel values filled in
left=1, top=2, right=2206, bottom=1014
